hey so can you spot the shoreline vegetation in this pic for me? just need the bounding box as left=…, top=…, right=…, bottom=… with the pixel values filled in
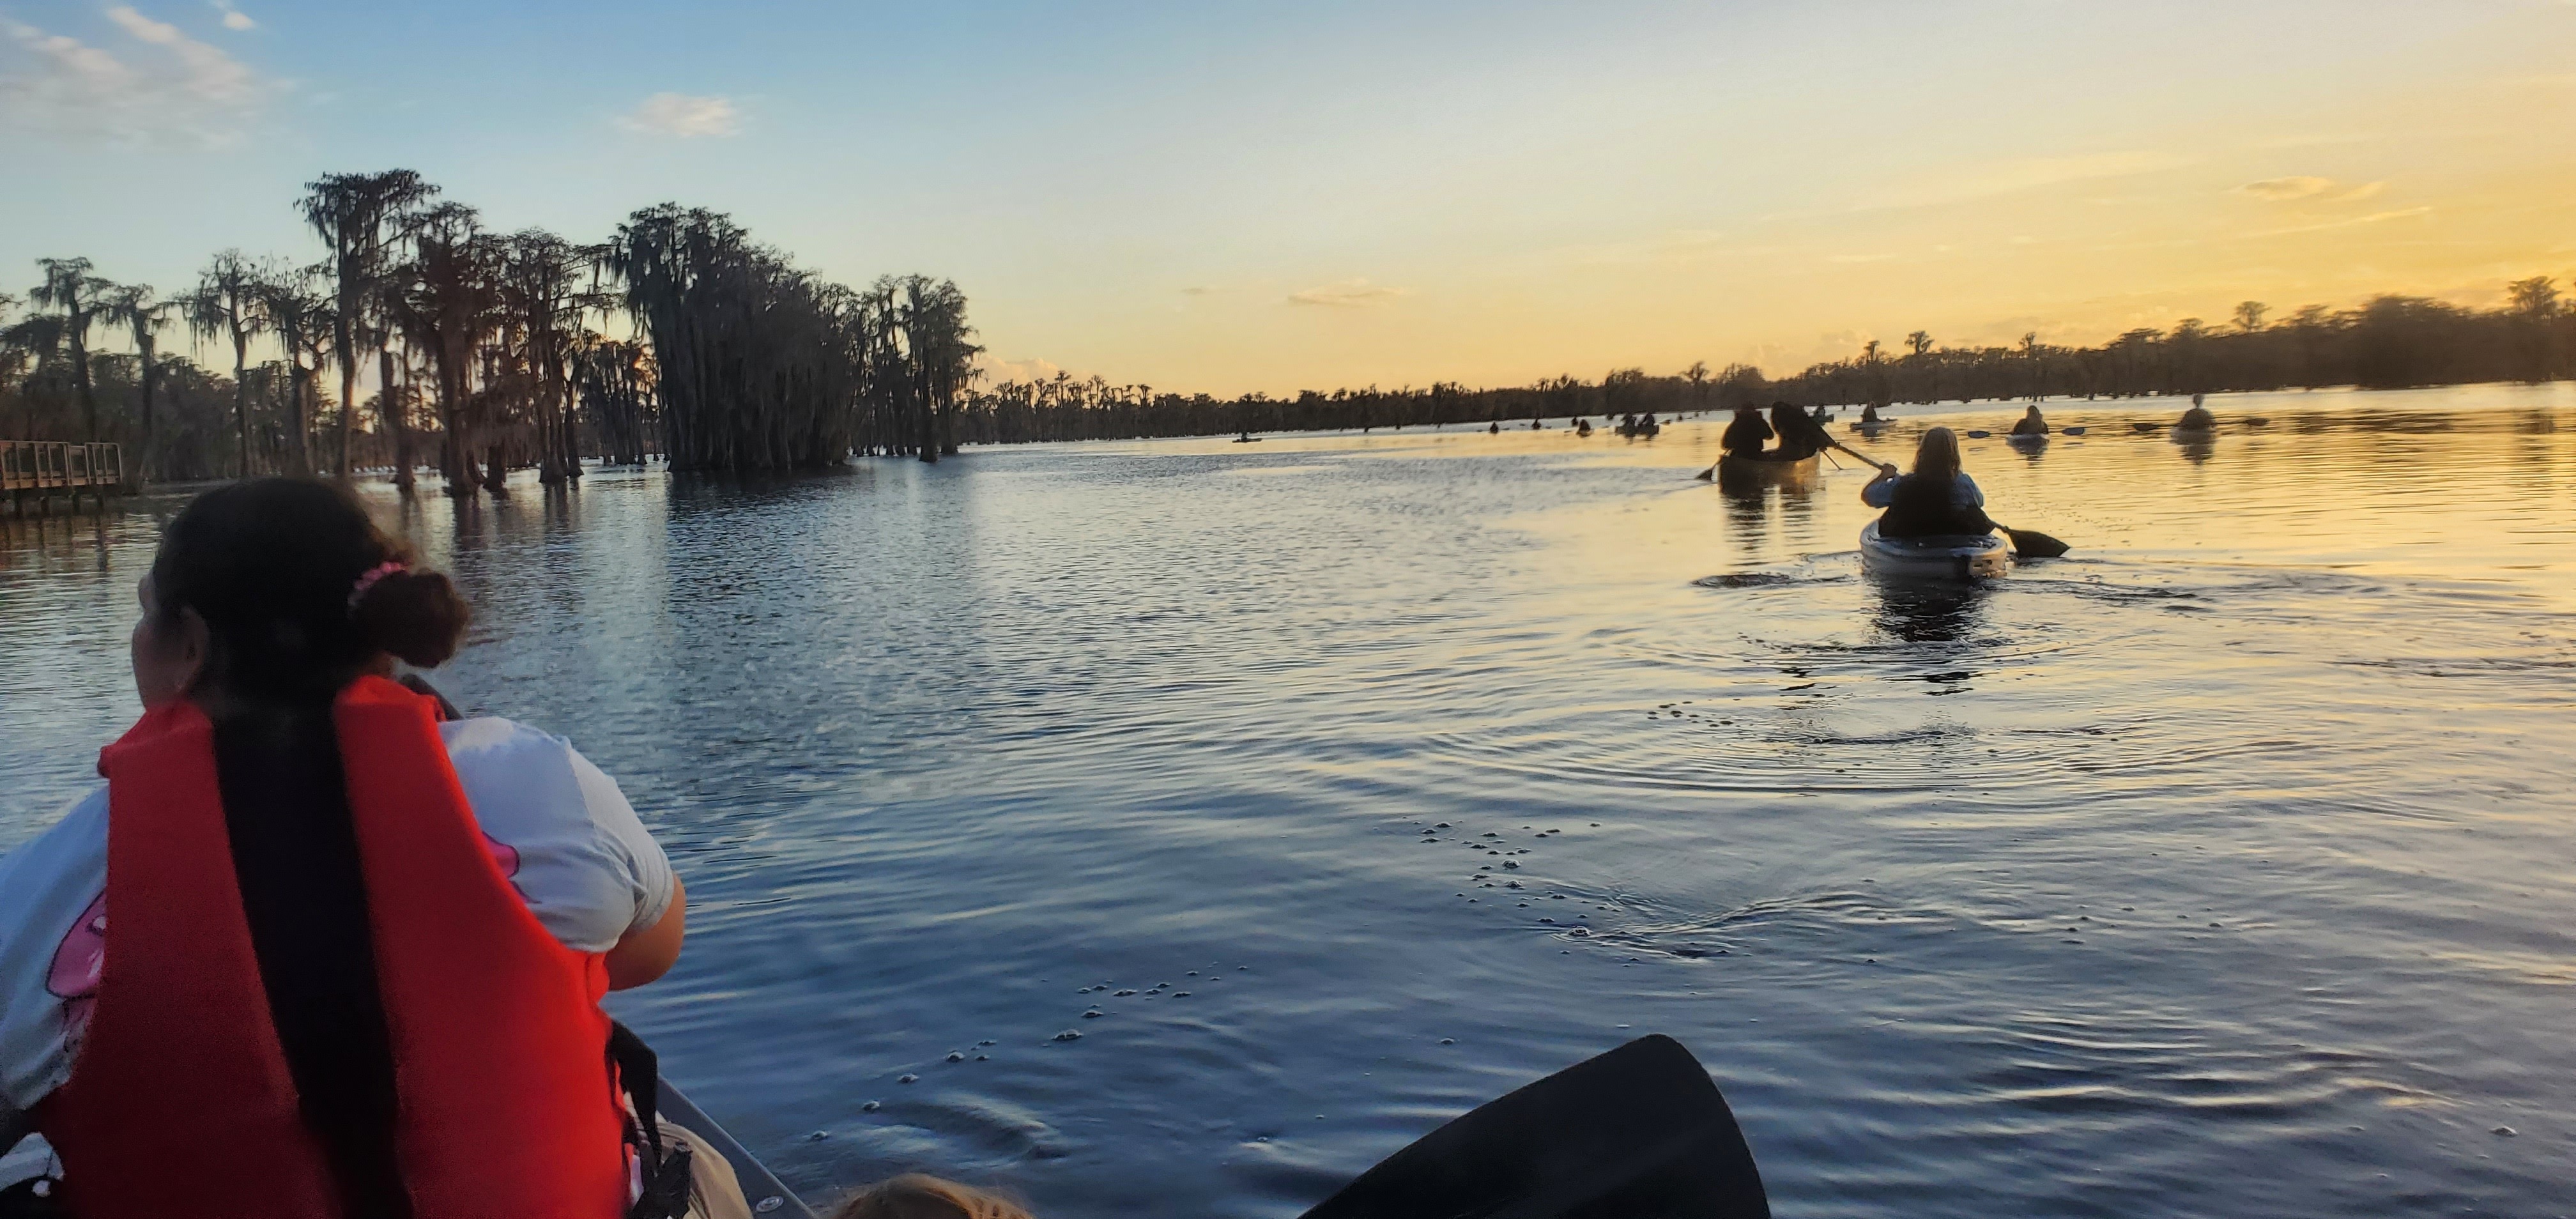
left=2, top=170, right=2570, bottom=489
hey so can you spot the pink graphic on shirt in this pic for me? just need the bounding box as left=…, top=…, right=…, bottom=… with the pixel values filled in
left=483, top=831, right=521, bottom=878
left=42, top=836, right=519, bottom=1050
left=47, top=894, right=107, bottom=1050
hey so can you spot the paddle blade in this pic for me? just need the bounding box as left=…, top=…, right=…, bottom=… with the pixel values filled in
left=2003, top=527, right=2071, bottom=559
left=2060, top=425, right=2087, bottom=436
left=2130, top=421, right=2161, bottom=433
left=1965, top=429, right=1992, bottom=438
left=1696, top=465, right=1715, bottom=481
left=1300, top=1035, right=1769, bottom=1219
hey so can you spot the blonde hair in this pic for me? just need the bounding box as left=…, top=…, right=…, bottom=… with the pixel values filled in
left=1913, top=426, right=1963, bottom=480
left=829, top=1175, right=1032, bottom=1219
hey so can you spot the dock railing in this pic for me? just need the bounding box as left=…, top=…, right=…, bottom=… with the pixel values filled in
left=3, top=440, right=126, bottom=509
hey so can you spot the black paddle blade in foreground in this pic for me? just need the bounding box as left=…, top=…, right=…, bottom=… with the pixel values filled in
left=2002, top=527, right=2071, bottom=559
left=1299, top=1035, right=1769, bottom=1219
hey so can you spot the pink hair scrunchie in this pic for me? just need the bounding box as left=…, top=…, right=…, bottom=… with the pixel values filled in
left=347, top=560, right=408, bottom=612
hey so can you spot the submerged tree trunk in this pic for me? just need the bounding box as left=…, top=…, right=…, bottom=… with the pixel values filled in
left=231, top=330, right=251, bottom=477
left=378, top=344, right=413, bottom=491
left=136, top=339, right=158, bottom=482
left=336, top=337, right=358, bottom=479
left=288, top=356, right=314, bottom=475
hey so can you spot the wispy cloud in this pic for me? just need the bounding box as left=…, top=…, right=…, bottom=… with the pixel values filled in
left=2239, top=175, right=2337, bottom=201
left=0, top=6, right=275, bottom=145
left=1287, top=279, right=1405, bottom=307
left=2238, top=176, right=2389, bottom=206
left=1827, top=252, right=1899, bottom=264
left=2251, top=206, right=2434, bottom=238
left=210, top=1, right=254, bottom=31
left=620, top=92, right=740, bottom=138
left=1876, top=150, right=2195, bottom=210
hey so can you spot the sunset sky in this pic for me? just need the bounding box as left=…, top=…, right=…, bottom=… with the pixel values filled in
left=4, top=0, right=2573, bottom=394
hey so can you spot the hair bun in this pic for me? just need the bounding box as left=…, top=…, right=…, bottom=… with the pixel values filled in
left=351, top=569, right=471, bottom=668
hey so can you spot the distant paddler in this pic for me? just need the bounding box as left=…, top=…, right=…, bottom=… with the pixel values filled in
left=1768, top=401, right=1831, bottom=460
left=2176, top=393, right=2217, bottom=432
left=2009, top=404, right=2050, bottom=436
left=1721, top=404, right=1773, bottom=457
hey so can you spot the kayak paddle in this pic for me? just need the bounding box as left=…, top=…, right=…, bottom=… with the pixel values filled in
left=1300, top=1034, right=1769, bottom=1219
left=1995, top=526, right=2070, bottom=559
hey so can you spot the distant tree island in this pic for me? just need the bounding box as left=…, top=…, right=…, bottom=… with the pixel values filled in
left=4, top=170, right=2568, bottom=487
left=3, top=172, right=976, bottom=490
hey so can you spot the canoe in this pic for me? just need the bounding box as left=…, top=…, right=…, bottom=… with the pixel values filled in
left=1860, top=519, right=2010, bottom=580
left=659, top=1079, right=817, bottom=1218
left=1715, top=453, right=1819, bottom=487
left=1, top=1084, right=816, bottom=1215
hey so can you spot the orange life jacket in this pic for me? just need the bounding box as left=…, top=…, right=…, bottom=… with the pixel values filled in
left=39, top=675, right=631, bottom=1219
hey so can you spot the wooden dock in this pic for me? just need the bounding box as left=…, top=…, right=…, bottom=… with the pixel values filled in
left=3, top=440, right=125, bottom=511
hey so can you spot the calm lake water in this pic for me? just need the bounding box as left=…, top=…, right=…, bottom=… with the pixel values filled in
left=4, top=385, right=2573, bottom=1217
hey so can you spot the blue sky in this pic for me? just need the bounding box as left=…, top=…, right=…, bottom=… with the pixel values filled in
left=5, top=0, right=2573, bottom=392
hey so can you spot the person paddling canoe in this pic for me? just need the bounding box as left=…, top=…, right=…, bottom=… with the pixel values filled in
left=1768, top=401, right=1832, bottom=460
left=2009, top=404, right=2049, bottom=436
left=1862, top=426, right=1995, bottom=538
left=1720, top=404, right=1772, bottom=457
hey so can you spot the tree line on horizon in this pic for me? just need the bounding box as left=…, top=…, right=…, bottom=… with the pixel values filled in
left=0, top=171, right=979, bottom=491
left=952, top=283, right=2575, bottom=443
left=6, top=176, right=2570, bottom=482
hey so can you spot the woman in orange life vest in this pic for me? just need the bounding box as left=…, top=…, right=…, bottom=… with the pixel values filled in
left=0, top=478, right=698, bottom=1218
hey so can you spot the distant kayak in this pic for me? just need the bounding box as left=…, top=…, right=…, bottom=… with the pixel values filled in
left=2007, top=431, right=2049, bottom=448
left=1850, top=419, right=1892, bottom=434
left=1860, top=519, right=2011, bottom=580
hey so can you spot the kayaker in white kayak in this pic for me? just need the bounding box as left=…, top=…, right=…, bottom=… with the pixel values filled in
left=0, top=477, right=741, bottom=1219
left=1863, top=427, right=1996, bottom=538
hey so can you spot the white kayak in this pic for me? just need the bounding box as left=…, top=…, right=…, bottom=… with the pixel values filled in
left=1860, top=520, right=2011, bottom=580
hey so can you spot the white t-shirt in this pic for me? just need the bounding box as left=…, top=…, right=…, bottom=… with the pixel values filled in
left=0, top=717, right=676, bottom=1149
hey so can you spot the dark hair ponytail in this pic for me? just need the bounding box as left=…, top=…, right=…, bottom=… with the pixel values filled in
left=151, top=477, right=469, bottom=700
left=151, top=477, right=467, bottom=1219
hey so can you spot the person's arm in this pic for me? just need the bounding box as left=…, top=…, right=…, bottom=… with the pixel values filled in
left=605, top=873, right=684, bottom=991
left=1957, top=473, right=1985, bottom=508
left=1861, top=468, right=1901, bottom=508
